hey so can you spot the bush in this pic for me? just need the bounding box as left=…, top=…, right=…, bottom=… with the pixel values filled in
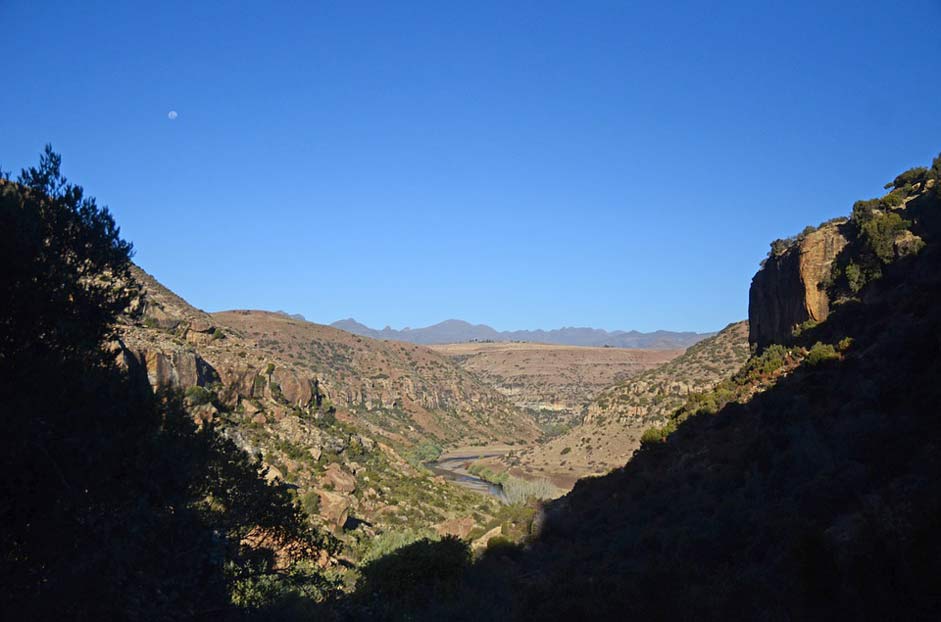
left=185, top=385, right=214, bottom=406
left=742, top=344, right=789, bottom=377
left=407, top=441, right=443, bottom=466
left=884, top=166, right=928, bottom=190
left=845, top=262, right=865, bottom=293
left=355, top=536, right=470, bottom=610
left=300, top=490, right=320, bottom=516
left=560, top=446, right=571, bottom=455
left=640, top=426, right=668, bottom=445
left=805, top=342, right=839, bottom=366
left=860, top=212, right=911, bottom=263
left=851, top=198, right=881, bottom=225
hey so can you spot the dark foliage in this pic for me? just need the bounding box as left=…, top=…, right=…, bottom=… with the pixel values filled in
left=0, top=149, right=332, bottom=621
left=354, top=536, right=471, bottom=614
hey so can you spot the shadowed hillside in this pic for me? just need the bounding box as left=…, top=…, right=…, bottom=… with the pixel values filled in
left=326, top=155, right=941, bottom=621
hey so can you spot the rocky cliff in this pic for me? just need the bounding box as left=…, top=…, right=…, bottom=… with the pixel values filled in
left=117, top=266, right=538, bottom=445
left=748, top=222, right=849, bottom=350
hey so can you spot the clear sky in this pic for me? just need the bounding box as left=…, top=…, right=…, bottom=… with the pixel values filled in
left=3, top=1, right=939, bottom=333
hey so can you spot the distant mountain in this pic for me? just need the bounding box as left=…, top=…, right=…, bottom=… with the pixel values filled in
left=274, top=310, right=306, bottom=321
left=330, top=318, right=714, bottom=350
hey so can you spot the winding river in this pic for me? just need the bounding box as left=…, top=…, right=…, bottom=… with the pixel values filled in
left=426, top=451, right=508, bottom=502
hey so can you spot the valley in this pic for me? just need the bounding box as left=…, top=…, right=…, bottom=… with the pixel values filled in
left=116, top=263, right=720, bottom=549
left=6, top=2, right=940, bottom=617
left=8, top=143, right=939, bottom=620
left=428, top=341, right=681, bottom=424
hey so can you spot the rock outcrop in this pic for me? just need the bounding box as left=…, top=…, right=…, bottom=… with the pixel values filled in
left=748, top=222, right=849, bottom=350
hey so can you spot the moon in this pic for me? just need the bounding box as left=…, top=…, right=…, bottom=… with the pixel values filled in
left=167, top=110, right=179, bottom=120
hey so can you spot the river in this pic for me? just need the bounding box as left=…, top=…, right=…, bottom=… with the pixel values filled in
left=426, top=451, right=508, bottom=502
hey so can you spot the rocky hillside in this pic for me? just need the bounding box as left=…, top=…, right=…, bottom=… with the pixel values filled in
left=496, top=321, right=749, bottom=487
left=115, top=266, right=539, bottom=559
left=212, top=310, right=540, bottom=445
left=428, top=341, right=680, bottom=424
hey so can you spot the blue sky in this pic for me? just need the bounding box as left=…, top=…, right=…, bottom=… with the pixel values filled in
left=3, top=1, right=939, bottom=332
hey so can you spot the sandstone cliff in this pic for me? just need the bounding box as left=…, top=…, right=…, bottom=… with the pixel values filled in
left=748, top=222, right=849, bottom=350
left=117, top=266, right=538, bottom=446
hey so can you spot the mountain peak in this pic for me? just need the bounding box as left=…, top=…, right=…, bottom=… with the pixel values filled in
left=329, top=318, right=714, bottom=349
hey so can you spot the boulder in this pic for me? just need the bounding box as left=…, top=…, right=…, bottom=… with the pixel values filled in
left=435, top=516, right=476, bottom=539
left=317, top=490, right=351, bottom=529
left=321, top=463, right=356, bottom=494
left=272, top=368, right=313, bottom=407
left=188, top=318, right=214, bottom=333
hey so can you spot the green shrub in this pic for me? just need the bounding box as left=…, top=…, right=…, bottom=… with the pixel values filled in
left=792, top=319, right=818, bottom=338
left=184, top=385, right=214, bottom=406
left=640, top=426, right=668, bottom=445
left=851, top=198, right=881, bottom=225
left=881, top=188, right=905, bottom=208
left=406, top=441, right=443, bottom=466
left=300, top=490, right=320, bottom=516
left=805, top=342, right=839, bottom=366
left=560, top=447, right=571, bottom=455
left=845, top=262, right=864, bottom=293
left=742, top=344, right=789, bottom=378
left=884, top=166, right=928, bottom=190
left=860, top=212, right=911, bottom=263
left=355, top=536, right=470, bottom=609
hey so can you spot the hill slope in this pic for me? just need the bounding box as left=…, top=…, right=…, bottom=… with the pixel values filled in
left=499, top=321, right=749, bottom=487
left=428, top=341, right=681, bottom=424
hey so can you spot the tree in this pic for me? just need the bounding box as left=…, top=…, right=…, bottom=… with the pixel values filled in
left=0, top=148, right=334, bottom=620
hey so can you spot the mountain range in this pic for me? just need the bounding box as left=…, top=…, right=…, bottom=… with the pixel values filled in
left=331, top=318, right=713, bottom=349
